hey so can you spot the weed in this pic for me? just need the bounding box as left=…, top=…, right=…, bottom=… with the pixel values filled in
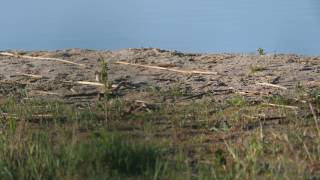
left=97, top=56, right=114, bottom=124
left=98, top=56, right=112, bottom=100
left=257, top=48, right=266, bottom=55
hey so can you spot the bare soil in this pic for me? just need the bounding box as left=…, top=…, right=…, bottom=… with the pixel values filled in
left=0, top=48, right=319, bottom=104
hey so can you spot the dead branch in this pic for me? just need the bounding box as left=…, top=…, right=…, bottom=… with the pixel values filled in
left=64, top=81, right=127, bottom=93
left=257, top=82, right=287, bottom=90
left=181, top=92, right=208, bottom=101
left=29, top=90, right=60, bottom=95
left=10, top=74, right=44, bottom=79
left=0, top=52, right=85, bottom=67
left=195, top=83, right=214, bottom=91
left=243, top=114, right=286, bottom=120
left=65, top=81, right=118, bottom=89
left=156, top=63, right=177, bottom=68
left=115, top=61, right=218, bottom=75
left=64, top=92, right=101, bottom=98
left=19, top=74, right=43, bottom=79
left=262, top=103, right=298, bottom=110
left=22, top=74, right=43, bottom=78
left=236, top=90, right=270, bottom=96
left=72, top=81, right=105, bottom=87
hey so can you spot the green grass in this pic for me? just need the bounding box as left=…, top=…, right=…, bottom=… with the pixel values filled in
left=0, top=124, right=163, bottom=179
left=0, top=98, right=165, bottom=179
left=0, top=85, right=319, bottom=179
left=1, top=98, right=164, bottom=179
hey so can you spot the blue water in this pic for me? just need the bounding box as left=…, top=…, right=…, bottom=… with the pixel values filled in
left=1, top=0, right=320, bottom=54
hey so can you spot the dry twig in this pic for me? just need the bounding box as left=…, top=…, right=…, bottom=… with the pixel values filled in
left=29, top=90, right=60, bottom=95
left=262, top=103, right=298, bottom=110
left=72, top=81, right=105, bottom=87
left=257, top=82, right=287, bottom=90
left=236, top=90, right=270, bottom=96
left=0, top=52, right=85, bottom=67
left=115, top=61, right=218, bottom=75
left=64, top=81, right=120, bottom=89
left=21, top=74, right=43, bottom=78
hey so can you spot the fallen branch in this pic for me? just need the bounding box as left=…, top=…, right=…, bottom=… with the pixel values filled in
left=10, top=74, right=43, bottom=79
left=195, top=83, right=214, bottom=91
left=21, top=74, right=43, bottom=78
left=257, top=82, right=287, bottom=90
left=72, top=81, right=105, bottom=87
left=115, top=61, right=218, bottom=75
left=181, top=92, right=208, bottom=101
left=29, top=90, right=60, bottom=95
left=156, top=63, right=177, bottom=68
left=243, top=114, right=286, bottom=120
left=211, top=88, right=234, bottom=92
left=64, top=92, right=101, bottom=98
left=64, top=81, right=118, bottom=89
left=262, top=103, right=298, bottom=110
left=237, top=90, right=269, bottom=96
left=0, top=52, right=85, bottom=67
left=63, top=82, right=125, bottom=98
